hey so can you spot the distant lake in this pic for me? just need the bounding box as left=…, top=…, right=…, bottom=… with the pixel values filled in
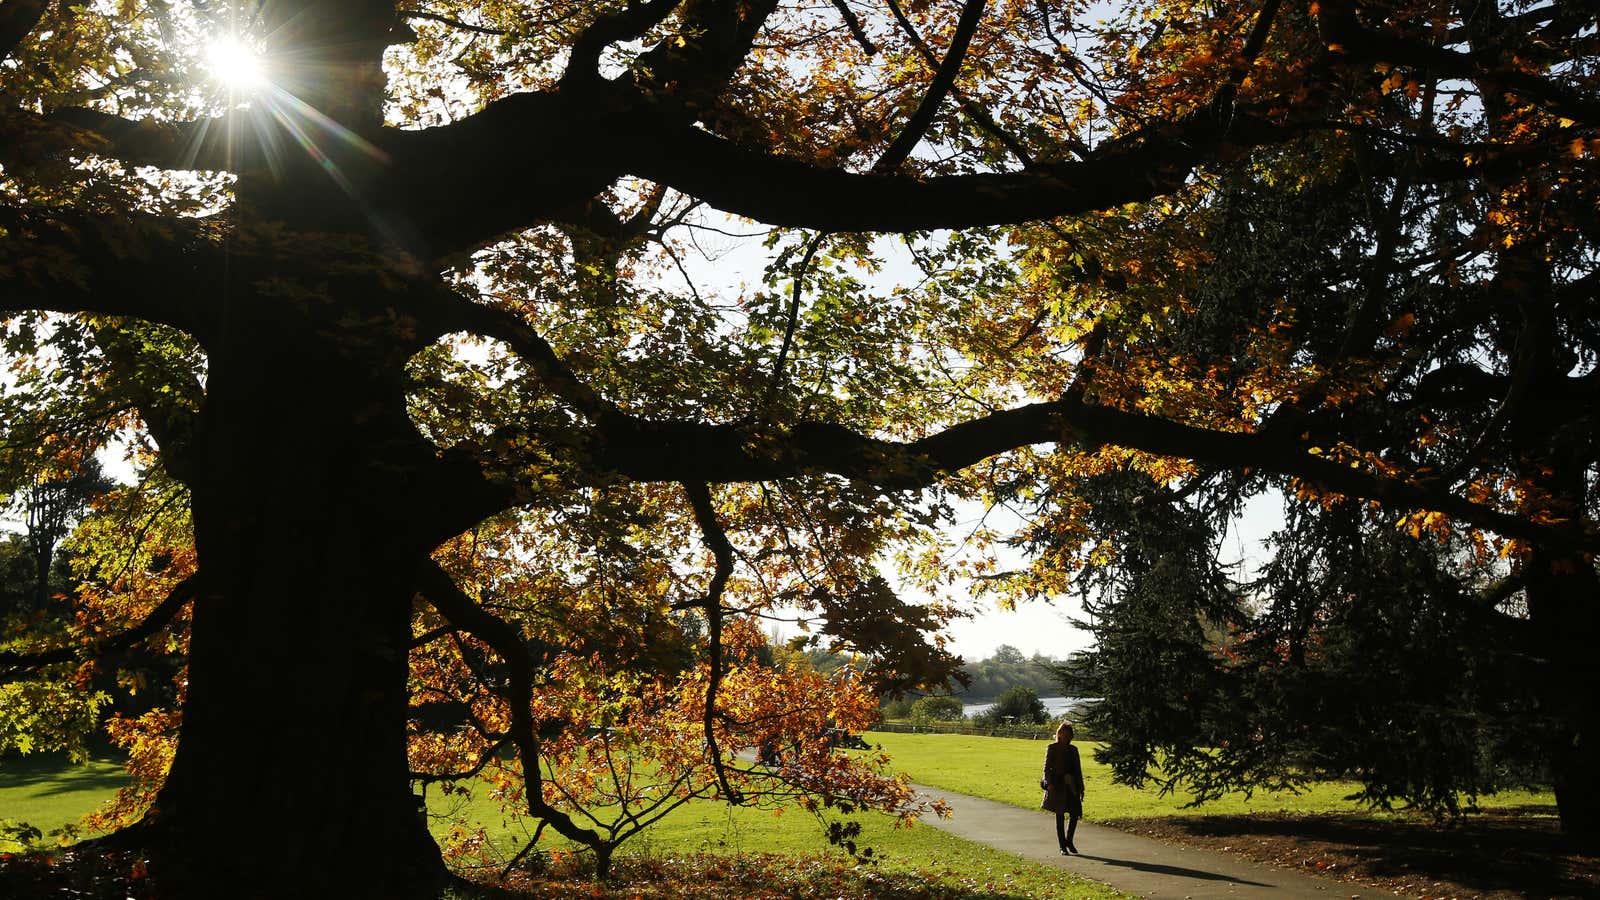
left=962, top=695, right=1085, bottom=719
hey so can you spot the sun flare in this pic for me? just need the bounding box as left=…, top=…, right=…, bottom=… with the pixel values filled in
left=205, top=36, right=266, bottom=92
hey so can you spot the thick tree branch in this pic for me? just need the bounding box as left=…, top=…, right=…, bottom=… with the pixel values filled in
left=874, top=0, right=988, bottom=173
left=683, top=482, right=742, bottom=804
left=0, top=574, right=197, bottom=683
left=1210, top=0, right=1283, bottom=119
left=830, top=0, right=877, bottom=55
left=389, top=61, right=1302, bottom=254
left=0, top=207, right=222, bottom=343
left=559, top=399, right=1593, bottom=552
left=44, top=107, right=238, bottom=173
left=623, top=109, right=1286, bottom=232
left=622, top=0, right=781, bottom=116
left=436, top=277, right=1589, bottom=552
left=379, top=90, right=622, bottom=256
left=1315, top=0, right=1600, bottom=125
left=254, top=0, right=400, bottom=130
left=561, top=0, right=687, bottom=88
left=0, top=0, right=49, bottom=61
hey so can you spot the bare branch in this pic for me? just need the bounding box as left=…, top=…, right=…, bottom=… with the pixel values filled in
left=399, top=8, right=508, bottom=37
left=440, top=300, right=621, bottom=423
left=875, top=0, right=988, bottom=173
left=682, top=482, right=742, bottom=804
left=411, top=736, right=512, bottom=785
left=830, top=0, right=877, bottom=55
left=759, top=232, right=828, bottom=417
left=883, top=0, right=1033, bottom=167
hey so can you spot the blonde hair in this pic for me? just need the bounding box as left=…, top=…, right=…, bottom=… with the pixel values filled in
left=1055, top=721, right=1074, bottom=738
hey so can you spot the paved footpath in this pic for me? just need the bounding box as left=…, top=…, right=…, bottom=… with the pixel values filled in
left=911, top=784, right=1365, bottom=899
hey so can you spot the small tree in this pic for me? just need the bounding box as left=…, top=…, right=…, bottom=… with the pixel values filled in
left=879, top=697, right=915, bottom=721
left=3, top=459, right=113, bottom=610
left=974, top=686, right=1047, bottom=727
left=910, top=695, right=965, bottom=723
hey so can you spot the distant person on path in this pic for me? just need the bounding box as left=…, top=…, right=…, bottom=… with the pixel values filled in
left=1041, top=720, right=1084, bottom=854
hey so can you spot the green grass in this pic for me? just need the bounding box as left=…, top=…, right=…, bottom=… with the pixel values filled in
left=0, top=752, right=127, bottom=849
left=860, top=732, right=1557, bottom=820
left=1, top=755, right=1127, bottom=898
left=427, top=783, right=1126, bottom=898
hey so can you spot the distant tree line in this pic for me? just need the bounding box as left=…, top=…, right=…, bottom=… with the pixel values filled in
left=878, top=644, right=1063, bottom=723
left=954, top=644, right=1061, bottom=703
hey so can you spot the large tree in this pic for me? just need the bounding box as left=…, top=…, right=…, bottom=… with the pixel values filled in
left=1, top=0, right=1597, bottom=895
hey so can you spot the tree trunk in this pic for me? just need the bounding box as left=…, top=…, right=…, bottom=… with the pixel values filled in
left=138, top=317, right=472, bottom=897
left=32, top=538, right=52, bottom=611
left=1525, top=557, right=1600, bottom=839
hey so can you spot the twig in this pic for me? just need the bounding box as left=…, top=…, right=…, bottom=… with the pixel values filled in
left=399, top=8, right=508, bottom=37
left=759, top=232, right=828, bottom=418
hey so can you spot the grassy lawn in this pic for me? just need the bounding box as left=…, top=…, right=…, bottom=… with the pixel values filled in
left=13, top=732, right=1559, bottom=897
left=2, top=755, right=1128, bottom=898
left=860, top=732, right=1557, bottom=820
left=0, top=752, right=128, bottom=848
left=432, top=790, right=1127, bottom=898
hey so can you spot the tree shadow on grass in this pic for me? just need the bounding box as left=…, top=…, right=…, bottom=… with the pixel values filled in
left=1109, top=811, right=1600, bottom=899
left=0, top=752, right=127, bottom=796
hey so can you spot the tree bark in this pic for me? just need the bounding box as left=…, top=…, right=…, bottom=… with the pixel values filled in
left=134, top=282, right=477, bottom=896
left=1524, top=554, right=1600, bottom=838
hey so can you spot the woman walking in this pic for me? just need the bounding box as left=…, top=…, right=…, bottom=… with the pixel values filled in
left=1041, top=721, right=1084, bottom=854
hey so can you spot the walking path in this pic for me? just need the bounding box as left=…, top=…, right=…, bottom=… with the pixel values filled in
left=910, top=783, right=1359, bottom=899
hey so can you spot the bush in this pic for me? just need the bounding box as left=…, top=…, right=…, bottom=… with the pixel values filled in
left=972, top=686, right=1048, bottom=727
left=880, top=697, right=915, bottom=720
left=911, top=695, right=965, bottom=722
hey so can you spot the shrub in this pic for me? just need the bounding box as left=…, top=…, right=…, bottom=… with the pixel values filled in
left=910, top=695, right=965, bottom=722
left=972, top=686, right=1047, bottom=727
left=880, top=697, right=915, bottom=720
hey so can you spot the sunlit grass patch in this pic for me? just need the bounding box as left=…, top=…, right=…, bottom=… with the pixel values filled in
left=0, top=752, right=127, bottom=851
left=433, top=783, right=1127, bottom=898
left=862, top=732, right=1556, bottom=820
